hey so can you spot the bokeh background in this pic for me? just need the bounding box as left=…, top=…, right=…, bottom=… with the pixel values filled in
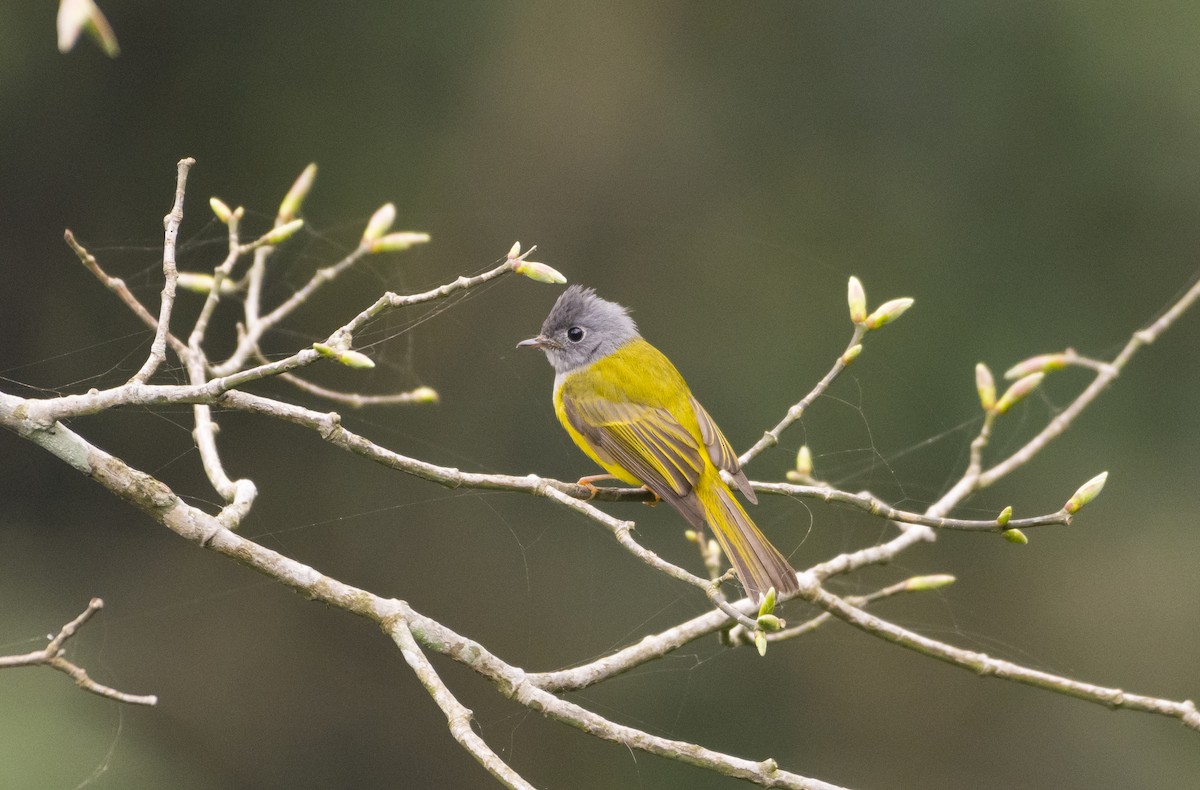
left=2, top=3, right=1198, bottom=788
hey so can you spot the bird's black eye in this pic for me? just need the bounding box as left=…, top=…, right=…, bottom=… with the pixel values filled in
left=567, top=326, right=585, bottom=343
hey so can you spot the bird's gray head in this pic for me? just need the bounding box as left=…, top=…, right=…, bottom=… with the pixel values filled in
left=517, top=285, right=640, bottom=374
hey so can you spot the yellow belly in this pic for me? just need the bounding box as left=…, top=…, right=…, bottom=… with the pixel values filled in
left=551, top=337, right=704, bottom=489
left=553, top=379, right=643, bottom=486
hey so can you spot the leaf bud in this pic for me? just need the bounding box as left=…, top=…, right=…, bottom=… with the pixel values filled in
left=1002, top=528, right=1028, bottom=544
left=994, top=372, right=1044, bottom=414
left=278, top=163, right=317, bottom=223
left=865, top=297, right=915, bottom=329
left=1004, top=353, right=1068, bottom=380
left=370, top=232, right=431, bottom=253
left=361, top=202, right=396, bottom=244
left=1065, top=471, right=1108, bottom=514
left=976, top=362, right=996, bottom=411
left=513, top=260, right=567, bottom=284
left=847, top=276, right=867, bottom=323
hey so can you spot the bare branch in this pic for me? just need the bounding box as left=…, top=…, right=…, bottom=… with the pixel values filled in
left=753, top=480, right=1071, bottom=532
left=179, top=204, right=259, bottom=528
left=211, top=246, right=370, bottom=377
left=388, top=621, right=535, bottom=790
left=187, top=201, right=243, bottom=355
left=529, top=275, right=1200, bottom=692
left=0, top=405, right=847, bottom=788
left=13, top=162, right=1200, bottom=787
left=274, top=374, right=438, bottom=407
left=129, top=157, right=194, bottom=384
left=798, top=577, right=1200, bottom=731
left=24, top=251, right=523, bottom=424
left=727, top=574, right=955, bottom=647
left=0, top=598, right=157, bottom=706
left=250, top=345, right=439, bottom=407
left=538, top=484, right=760, bottom=629
left=739, top=324, right=866, bottom=467
left=64, top=229, right=190, bottom=360
left=970, top=277, right=1200, bottom=496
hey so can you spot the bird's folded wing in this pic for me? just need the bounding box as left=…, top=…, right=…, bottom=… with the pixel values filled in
left=561, top=393, right=705, bottom=501
left=689, top=395, right=756, bottom=503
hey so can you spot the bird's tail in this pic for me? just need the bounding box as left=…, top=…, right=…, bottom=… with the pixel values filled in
left=699, top=478, right=799, bottom=603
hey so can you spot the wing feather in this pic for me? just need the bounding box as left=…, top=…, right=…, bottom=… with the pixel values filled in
left=561, top=390, right=705, bottom=502
left=689, top=395, right=756, bottom=503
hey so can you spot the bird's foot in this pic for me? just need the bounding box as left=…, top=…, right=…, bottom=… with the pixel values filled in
left=575, top=474, right=617, bottom=500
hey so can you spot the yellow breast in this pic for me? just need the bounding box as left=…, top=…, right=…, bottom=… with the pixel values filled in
left=552, top=337, right=706, bottom=487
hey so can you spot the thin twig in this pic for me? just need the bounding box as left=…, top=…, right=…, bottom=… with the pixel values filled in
left=977, top=277, right=1200, bottom=488
left=739, top=324, right=866, bottom=467
left=753, top=480, right=1070, bottom=532
left=0, top=598, right=157, bottom=706
left=129, top=157, right=194, bottom=384
left=387, top=620, right=535, bottom=790
left=275, top=373, right=437, bottom=407
left=28, top=257, right=524, bottom=427
left=538, top=484, right=760, bottom=629
left=251, top=345, right=438, bottom=407
left=726, top=575, right=953, bottom=647
left=183, top=204, right=258, bottom=528
left=799, top=578, right=1200, bottom=731
left=64, top=229, right=190, bottom=360
left=187, top=203, right=242, bottom=354
left=211, top=247, right=370, bottom=377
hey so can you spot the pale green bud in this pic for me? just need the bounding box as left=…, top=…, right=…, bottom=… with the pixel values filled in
left=757, top=586, right=777, bottom=618
left=683, top=529, right=699, bottom=543
left=209, top=197, right=233, bottom=224
left=57, top=0, right=119, bottom=57
left=795, top=446, right=813, bottom=477
left=513, top=260, right=567, bottom=284
left=313, top=343, right=375, bottom=369
left=410, top=386, right=439, bottom=403
left=847, top=276, right=867, bottom=324
left=278, top=163, right=317, bottom=223
left=905, top=574, right=956, bottom=591
left=507, top=241, right=522, bottom=260
left=262, top=219, right=304, bottom=246
left=754, top=629, right=768, bottom=657
left=1065, top=471, right=1108, bottom=514
left=370, top=232, right=431, bottom=254
left=841, top=344, right=863, bottom=365
left=177, top=272, right=214, bottom=293
left=976, top=362, right=996, bottom=412
left=756, top=614, right=783, bottom=632
left=1004, top=353, right=1068, bottom=380
left=994, top=372, right=1044, bottom=414
left=1002, top=528, right=1028, bottom=544
left=361, top=203, right=396, bottom=244
left=177, top=272, right=238, bottom=295
left=865, top=297, right=915, bottom=329
left=996, top=506, right=1012, bottom=527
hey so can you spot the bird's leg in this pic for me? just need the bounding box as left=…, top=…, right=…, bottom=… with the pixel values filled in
left=574, top=475, right=660, bottom=507
left=575, top=473, right=618, bottom=499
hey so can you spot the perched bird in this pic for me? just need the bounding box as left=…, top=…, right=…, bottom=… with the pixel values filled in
left=518, top=285, right=799, bottom=602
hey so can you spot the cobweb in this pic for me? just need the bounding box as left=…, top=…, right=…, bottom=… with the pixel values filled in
left=1, top=215, right=1155, bottom=787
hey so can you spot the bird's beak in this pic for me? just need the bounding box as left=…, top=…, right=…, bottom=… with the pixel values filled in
left=517, top=334, right=555, bottom=350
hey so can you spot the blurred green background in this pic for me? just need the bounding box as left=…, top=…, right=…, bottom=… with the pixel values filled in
left=1, top=3, right=1198, bottom=788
